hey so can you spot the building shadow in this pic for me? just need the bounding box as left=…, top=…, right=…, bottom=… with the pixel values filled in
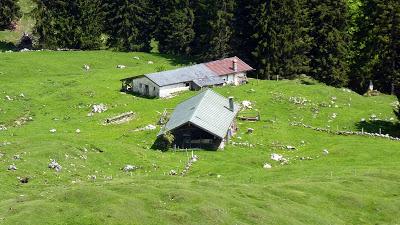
left=355, top=120, right=400, bottom=138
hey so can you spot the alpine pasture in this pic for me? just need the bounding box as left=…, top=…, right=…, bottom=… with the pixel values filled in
left=0, top=51, right=399, bottom=225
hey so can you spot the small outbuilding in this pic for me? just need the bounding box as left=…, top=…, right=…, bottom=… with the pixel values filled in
left=121, top=56, right=254, bottom=98
left=158, top=89, right=240, bottom=150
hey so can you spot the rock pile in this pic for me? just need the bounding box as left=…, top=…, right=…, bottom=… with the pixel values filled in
left=271, top=153, right=288, bottom=164
left=91, top=104, right=108, bottom=113
left=169, top=170, right=177, bottom=176
left=263, top=163, right=272, bottom=169
left=48, top=159, right=62, bottom=172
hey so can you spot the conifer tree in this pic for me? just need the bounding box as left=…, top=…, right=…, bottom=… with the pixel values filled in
left=250, top=0, right=311, bottom=80
left=307, top=0, right=350, bottom=87
left=350, top=0, right=400, bottom=94
left=0, top=0, right=21, bottom=30
left=33, top=0, right=103, bottom=49
left=191, top=0, right=235, bottom=61
left=102, top=0, right=154, bottom=52
left=231, top=0, right=259, bottom=64
left=154, top=0, right=195, bottom=56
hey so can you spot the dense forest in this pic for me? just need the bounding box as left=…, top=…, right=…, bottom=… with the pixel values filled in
left=1, top=0, right=399, bottom=109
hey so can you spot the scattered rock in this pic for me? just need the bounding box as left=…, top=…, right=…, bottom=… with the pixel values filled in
left=48, top=159, right=62, bottom=172
left=88, top=175, right=97, bottom=181
left=92, top=104, right=107, bottom=113
left=76, top=129, right=81, bottom=134
left=122, top=165, right=138, bottom=172
left=241, top=100, right=253, bottom=109
left=0, top=125, right=7, bottom=131
left=5, top=95, right=13, bottom=101
left=148, top=61, right=154, bottom=64
left=286, top=146, right=296, bottom=150
left=169, top=170, right=177, bottom=176
left=271, top=153, right=283, bottom=161
left=19, top=177, right=29, bottom=184
left=19, top=93, right=25, bottom=98
left=323, top=149, right=329, bottom=155
left=263, top=163, right=272, bottom=169
left=83, top=64, right=90, bottom=71
left=133, top=56, right=140, bottom=60
left=247, top=128, right=254, bottom=134
left=49, top=129, right=56, bottom=133
left=13, top=155, right=21, bottom=160
left=8, top=164, right=17, bottom=171
left=0, top=152, right=4, bottom=158
left=134, top=124, right=157, bottom=132
left=116, top=65, right=126, bottom=69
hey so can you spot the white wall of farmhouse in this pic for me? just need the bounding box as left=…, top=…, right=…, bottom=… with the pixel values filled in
left=159, top=83, right=190, bottom=98
left=220, top=72, right=247, bottom=86
left=132, top=77, right=160, bottom=97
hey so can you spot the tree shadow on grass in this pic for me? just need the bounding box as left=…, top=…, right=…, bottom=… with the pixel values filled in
left=355, top=120, right=400, bottom=138
left=0, top=41, right=16, bottom=52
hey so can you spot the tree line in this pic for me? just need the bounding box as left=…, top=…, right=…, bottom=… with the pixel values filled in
left=1, top=0, right=399, bottom=107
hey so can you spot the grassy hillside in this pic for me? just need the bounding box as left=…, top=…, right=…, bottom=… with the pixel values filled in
left=0, top=51, right=399, bottom=225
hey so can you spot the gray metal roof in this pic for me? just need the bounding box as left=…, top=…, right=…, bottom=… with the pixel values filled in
left=193, top=76, right=225, bottom=87
left=159, top=89, right=239, bottom=139
left=146, top=64, right=217, bottom=87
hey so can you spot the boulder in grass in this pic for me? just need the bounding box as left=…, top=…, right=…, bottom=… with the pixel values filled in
left=49, top=129, right=56, bottom=133
left=169, top=170, right=177, bottom=176
left=263, top=163, right=272, bottom=169
left=48, top=159, right=62, bottom=172
left=323, top=149, right=329, bottom=155
left=271, top=153, right=283, bottom=161
left=8, top=165, right=17, bottom=171
left=92, top=104, right=107, bottom=113
left=116, top=65, right=126, bottom=69
left=122, top=165, right=138, bottom=172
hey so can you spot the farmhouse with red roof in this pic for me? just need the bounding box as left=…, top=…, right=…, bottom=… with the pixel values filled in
left=121, top=57, right=254, bottom=98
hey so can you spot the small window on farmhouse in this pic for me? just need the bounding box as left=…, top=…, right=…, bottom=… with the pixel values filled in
left=139, top=83, right=142, bottom=88
left=153, top=87, right=156, bottom=91
left=185, top=82, right=190, bottom=87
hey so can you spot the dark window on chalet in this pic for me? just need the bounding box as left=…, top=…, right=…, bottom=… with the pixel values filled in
left=185, top=82, right=190, bottom=87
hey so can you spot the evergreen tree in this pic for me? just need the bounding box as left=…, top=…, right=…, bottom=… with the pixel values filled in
left=191, top=0, right=235, bottom=61
left=307, top=0, right=350, bottom=87
left=0, top=0, right=21, bottom=30
left=155, top=0, right=195, bottom=55
left=250, top=0, right=311, bottom=80
left=350, top=0, right=400, bottom=94
left=231, top=0, right=258, bottom=64
left=33, top=0, right=103, bottom=49
left=102, top=0, right=154, bottom=52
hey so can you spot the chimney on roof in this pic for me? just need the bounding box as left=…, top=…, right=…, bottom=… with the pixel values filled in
left=232, top=58, right=238, bottom=72
left=228, top=97, right=234, bottom=111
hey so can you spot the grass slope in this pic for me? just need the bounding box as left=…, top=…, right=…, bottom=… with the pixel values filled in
left=0, top=51, right=399, bottom=225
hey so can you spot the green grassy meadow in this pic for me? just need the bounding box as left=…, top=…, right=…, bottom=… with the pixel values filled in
left=0, top=51, right=400, bottom=225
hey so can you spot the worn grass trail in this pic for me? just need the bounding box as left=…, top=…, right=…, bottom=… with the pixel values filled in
left=0, top=51, right=399, bottom=225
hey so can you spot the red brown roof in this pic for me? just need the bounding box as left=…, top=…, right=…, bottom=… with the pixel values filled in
left=204, top=56, right=254, bottom=76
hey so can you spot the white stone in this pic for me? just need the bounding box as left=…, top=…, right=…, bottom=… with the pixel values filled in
left=148, top=61, right=154, bottom=64
left=241, top=100, right=253, bottom=109
left=323, top=149, right=329, bottom=155
left=116, top=65, right=126, bottom=69
left=123, top=165, right=138, bottom=172
left=263, top=163, right=272, bottom=169
left=271, top=153, right=283, bottom=161
left=76, top=129, right=81, bottom=133
left=49, top=129, right=56, bottom=133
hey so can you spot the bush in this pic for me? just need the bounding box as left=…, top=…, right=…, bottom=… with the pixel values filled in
left=153, top=132, right=175, bottom=151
